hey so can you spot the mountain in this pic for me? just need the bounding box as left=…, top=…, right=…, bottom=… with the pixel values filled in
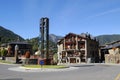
left=1, top=25, right=120, bottom=47
left=49, top=34, right=62, bottom=43
left=26, top=34, right=62, bottom=51
left=0, top=26, right=24, bottom=44
left=49, top=34, right=120, bottom=46
left=0, top=26, right=62, bottom=52
left=96, top=34, right=120, bottom=45
left=27, top=34, right=120, bottom=48
left=50, top=34, right=120, bottom=45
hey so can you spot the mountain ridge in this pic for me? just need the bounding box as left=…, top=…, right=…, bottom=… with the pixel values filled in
left=0, top=26, right=24, bottom=44
left=96, top=34, right=120, bottom=45
left=1, top=26, right=120, bottom=46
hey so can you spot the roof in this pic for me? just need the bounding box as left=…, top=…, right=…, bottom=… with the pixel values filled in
left=101, top=45, right=113, bottom=49
left=1, top=43, right=7, bottom=47
left=57, top=32, right=97, bottom=44
left=112, top=43, right=120, bottom=47
left=57, top=33, right=86, bottom=44
left=101, top=43, right=120, bottom=49
left=8, top=42, right=30, bottom=45
left=105, top=40, right=120, bottom=45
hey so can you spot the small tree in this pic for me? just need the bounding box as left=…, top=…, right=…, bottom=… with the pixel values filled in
left=1, top=48, right=7, bottom=60
left=0, top=49, right=1, bottom=57
left=53, top=53, right=58, bottom=65
left=1, top=48, right=5, bottom=56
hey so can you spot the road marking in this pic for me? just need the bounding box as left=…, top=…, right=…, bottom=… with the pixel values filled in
left=115, top=74, right=120, bottom=80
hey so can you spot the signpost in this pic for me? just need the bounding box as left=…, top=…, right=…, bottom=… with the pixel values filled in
left=40, top=60, right=44, bottom=69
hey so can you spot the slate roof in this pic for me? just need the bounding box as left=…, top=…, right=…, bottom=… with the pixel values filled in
left=102, top=43, right=120, bottom=49
left=8, top=42, right=30, bottom=45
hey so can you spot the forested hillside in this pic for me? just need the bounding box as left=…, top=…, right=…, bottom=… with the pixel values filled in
left=96, top=34, right=120, bottom=45
left=0, top=26, right=24, bottom=44
left=1, top=26, right=120, bottom=48
left=26, top=36, right=59, bottom=52
left=0, top=26, right=59, bottom=52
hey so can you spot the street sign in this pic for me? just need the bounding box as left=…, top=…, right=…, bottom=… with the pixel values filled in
left=40, top=60, right=44, bottom=65
left=40, top=60, right=44, bottom=69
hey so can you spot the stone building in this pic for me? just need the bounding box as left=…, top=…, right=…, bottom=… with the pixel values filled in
left=100, top=40, right=120, bottom=63
left=57, top=33, right=99, bottom=64
left=0, top=42, right=32, bottom=63
left=7, top=42, right=32, bottom=57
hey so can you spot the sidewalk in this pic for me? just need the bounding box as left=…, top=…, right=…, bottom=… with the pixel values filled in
left=8, top=66, right=79, bottom=72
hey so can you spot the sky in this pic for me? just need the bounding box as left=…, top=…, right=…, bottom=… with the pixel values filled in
left=0, top=0, right=120, bottom=39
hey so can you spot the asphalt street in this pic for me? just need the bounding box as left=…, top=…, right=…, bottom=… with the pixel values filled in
left=0, top=63, right=120, bottom=80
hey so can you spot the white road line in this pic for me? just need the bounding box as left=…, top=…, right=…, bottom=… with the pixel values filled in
left=115, top=74, right=120, bottom=80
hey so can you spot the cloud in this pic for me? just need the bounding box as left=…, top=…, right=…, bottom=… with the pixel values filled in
left=86, top=8, right=120, bottom=19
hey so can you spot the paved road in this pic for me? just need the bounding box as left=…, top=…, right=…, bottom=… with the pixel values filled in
left=0, top=63, right=120, bottom=80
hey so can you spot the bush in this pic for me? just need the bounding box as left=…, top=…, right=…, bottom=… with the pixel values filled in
left=1, top=48, right=7, bottom=57
left=53, top=53, right=58, bottom=65
left=0, top=50, right=1, bottom=57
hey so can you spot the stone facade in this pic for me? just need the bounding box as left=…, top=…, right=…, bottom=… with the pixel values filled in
left=101, top=40, right=120, bottom=63
left=57, top=33, right=99, bottom=64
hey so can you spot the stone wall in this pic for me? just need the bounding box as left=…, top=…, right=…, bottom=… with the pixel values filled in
left=5, top=57, right=16, bottom=63
left=105, top=54, right=120, bottom=64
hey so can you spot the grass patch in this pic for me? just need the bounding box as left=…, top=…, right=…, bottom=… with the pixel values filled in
left=24, top=65, right=68, bottom=69
left=0, top=59, right=12, bottom=64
